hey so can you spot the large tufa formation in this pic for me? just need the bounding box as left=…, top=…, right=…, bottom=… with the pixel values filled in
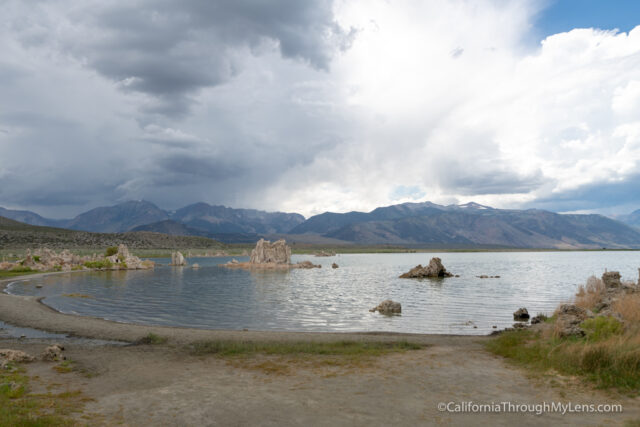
left=250, top=239, right=291, bottom=265
left=399, top=257, right=453, bottom=278
left=170, top=251, right=187, bottom=266
left=106, top=244, right=154, bottom=270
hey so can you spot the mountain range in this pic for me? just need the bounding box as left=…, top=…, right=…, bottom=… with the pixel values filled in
left=1, top=200, right=640, bottom=248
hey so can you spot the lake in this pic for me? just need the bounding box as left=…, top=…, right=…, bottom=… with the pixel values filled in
left=4, top=252, right=639, bottom=335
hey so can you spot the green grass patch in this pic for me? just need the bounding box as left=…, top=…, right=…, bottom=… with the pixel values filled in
left=190, top=340, right=425, bottom=357
left=83, top=259, right=112, bottom=269
left=1, top=364, right=89, bottom=425
left=136, top=333, right=169, bottom=345
left=486, top=328, right=640, bottom=393
left=0, top=269, right=40, bottom=279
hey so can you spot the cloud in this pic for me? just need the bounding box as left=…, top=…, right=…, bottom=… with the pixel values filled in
left=1, top=0, right=640, bottom=218
left=14, top=0, right=354, bottom=118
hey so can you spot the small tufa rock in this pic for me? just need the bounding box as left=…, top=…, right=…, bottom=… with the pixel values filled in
left=331, top=263, right=339, bottom=269
left=399, top=257, right=453, bottom=278
left=530, top=314, right=548, bottom=325
left=370, top=300, right=402, bottom=315
left=554, top=304, right=590, bottom=338
left=602, top=271, right=622, bottom=289
left=191, top=263, right=200, bottom=269
left=295, top=260, right=321, bottom=269
left=513, top=308, right=530, bottom=321
left=41, top=344, right=65, bottom=362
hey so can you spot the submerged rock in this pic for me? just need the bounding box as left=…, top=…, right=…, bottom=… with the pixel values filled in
left=294, top=260, right=321, bottom=269
left=250, top=239, right=291, bottom=264
left=513, top=308, right=530, bottom=321
left=399, top=257, right=453, bottom=278
left=370, top=300, right=402, bottom=315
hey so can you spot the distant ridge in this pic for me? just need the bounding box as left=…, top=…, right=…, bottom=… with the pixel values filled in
left=2, top=200, right=640, bottom=248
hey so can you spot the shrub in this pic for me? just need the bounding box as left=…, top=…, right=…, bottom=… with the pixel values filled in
left=582, top=316, right=624, bottom=342
left=105, top=246, right=118, bottom=257
left=33, top=255, right=40, bottom=262
left=9, top=266, right=32, bottom=273
left=84, top=259, right=112, bottom=269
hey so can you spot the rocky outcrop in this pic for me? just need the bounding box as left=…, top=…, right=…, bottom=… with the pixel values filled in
left=399, top=257, right=453, bottom=278
left=513, top=308, right=530, bottom=321
left=41, top=344, right=65, bottom=362
left=602, top=271, right=622, bottom=288
left=554, top=304, right=592, bottom=337
left=107, top=244, right=155, bottom=269
left=0, top=349, right=34, bottom=369
left=250, top=239, right=291, bottom=264
left=370, top=300, right=402, bottom=315
left=170, top=251, right=187, bottom=266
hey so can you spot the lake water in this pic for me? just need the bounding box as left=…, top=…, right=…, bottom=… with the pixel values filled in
left=4, top=252, right=640, bottom=335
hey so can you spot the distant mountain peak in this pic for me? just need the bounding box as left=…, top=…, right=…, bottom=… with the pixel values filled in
left=457, top=202, right=493, bottom=210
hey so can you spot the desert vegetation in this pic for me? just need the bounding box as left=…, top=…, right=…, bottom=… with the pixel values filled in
left=488, top=271, right=640, bottom=392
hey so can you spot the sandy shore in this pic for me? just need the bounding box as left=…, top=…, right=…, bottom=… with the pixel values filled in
left=2, top=273, right=640, bottom=426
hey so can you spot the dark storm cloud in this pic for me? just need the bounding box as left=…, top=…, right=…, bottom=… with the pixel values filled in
left=446, top=168, right=545, bottom=195
left=528, top=173, right=640, bottom=212
left=63, top=0, right=354, bottom=117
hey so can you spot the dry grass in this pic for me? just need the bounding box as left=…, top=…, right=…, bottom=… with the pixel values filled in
left=575, top=275, right=606, bottom=310
left=613, top=294, right=640, bottom=325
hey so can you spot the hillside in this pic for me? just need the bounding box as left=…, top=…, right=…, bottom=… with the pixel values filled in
left=0, top=216, right=224, bottom=250
left=0, top=201, right=305, bottom=236
left=619, top=209, right=640, bottom=229
left=296, top=203, right=640, bottom=249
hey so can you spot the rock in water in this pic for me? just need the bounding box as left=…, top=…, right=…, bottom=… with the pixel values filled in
left=170, top=251, right=187, bottom=266
left=399, top=257, right=453, bottom=278
left=513, top=308, right=530, bottom=321
left=370, top=300, right=402, bottom=315
left=331, top=263, right=339, bottom=269
left=249, top=239, right=291, bottom=264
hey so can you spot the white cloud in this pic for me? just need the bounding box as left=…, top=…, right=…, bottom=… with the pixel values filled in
left=1, top=0, right=640, bottom=217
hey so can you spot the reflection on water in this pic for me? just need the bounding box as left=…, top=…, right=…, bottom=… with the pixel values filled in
left=5, top=252, right=640, bottom=335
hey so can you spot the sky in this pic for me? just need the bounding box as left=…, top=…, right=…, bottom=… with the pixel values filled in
left=1, top=0, right=639, bottom=219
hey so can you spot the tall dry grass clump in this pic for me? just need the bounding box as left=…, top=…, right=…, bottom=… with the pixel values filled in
left=613, top=294, right=640, bottom=326
left=575, top=275, right=606, bottom=310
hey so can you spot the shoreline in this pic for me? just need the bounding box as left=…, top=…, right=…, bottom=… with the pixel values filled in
left=0, top=272, right=481, bottom=346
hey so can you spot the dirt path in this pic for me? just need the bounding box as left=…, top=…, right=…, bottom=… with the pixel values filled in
left=3, top=339, right=638, bottom=426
